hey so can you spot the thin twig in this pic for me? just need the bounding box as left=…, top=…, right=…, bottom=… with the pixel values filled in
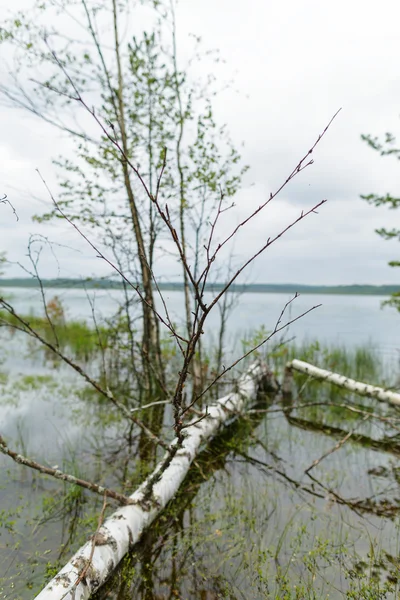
left=130, top=399, right=169, bottom=413
left=27, top=235, right=60, bottom=348
left=188, top=297, right=320, bottom=411
left=304, top=413, right=370, bottom=474
left=0, top=193, right=19, bottom=221
left=36, top=169, right=189, bottom=345
left=0, top=299, right=169, bottom=450
left=211, top=109, right=341, bottom=260
left=206, top=201, right=326, bottom=316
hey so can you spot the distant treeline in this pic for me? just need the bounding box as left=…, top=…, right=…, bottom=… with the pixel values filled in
left=0, top=278, right=399, bottom=296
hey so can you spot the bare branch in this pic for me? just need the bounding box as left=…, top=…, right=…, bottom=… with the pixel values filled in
left=0, top=193, right=19, bottom=221
left=0, top=435, right=135, bottom=505
left=36, top=169, right=189, bottom=346
left=206, top=200, right=326, bottom=315
left=304, top=413, right=371, bottom=475
left=188, top=296, right=321, bottom=410
left=0, top=299, right=169, bottom=450
left=210, top=109, right=341, bottom=261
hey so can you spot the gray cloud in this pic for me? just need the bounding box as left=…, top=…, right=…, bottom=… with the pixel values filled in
left=1, top=0, right=399, bottom=285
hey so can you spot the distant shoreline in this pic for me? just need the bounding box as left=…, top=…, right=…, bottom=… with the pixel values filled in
left=0, top=278, right=399, bottom=296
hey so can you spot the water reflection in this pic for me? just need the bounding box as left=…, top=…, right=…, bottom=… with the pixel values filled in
left=4, top=287, right=400, bottom=359
left=2, top=318, right=400, bottom=597
left=92, top=406, right=400, bottom=599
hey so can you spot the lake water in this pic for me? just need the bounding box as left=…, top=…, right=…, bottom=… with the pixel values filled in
left=4, top=287, right=400, bottom=359
left=2, top=288, right=400, bottom=598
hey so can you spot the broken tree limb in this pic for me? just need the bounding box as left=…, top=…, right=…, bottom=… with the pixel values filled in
left=36, top=363, right=270, bottom=600
left=286, top=359, right=400, bottom=406
left=0, top=435, right=134, bottom=506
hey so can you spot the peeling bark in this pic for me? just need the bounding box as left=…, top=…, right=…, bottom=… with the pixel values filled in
left=287, top=359, right=400, bottom=406
left=36, top=364, right=269, bottom=600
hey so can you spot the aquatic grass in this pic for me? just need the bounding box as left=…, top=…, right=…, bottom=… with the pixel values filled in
left=267, top=338, right=395, bottom=426
left=2, top=330, right=400, bottom=598
left=0, top=308, right=107, bottom=362
left=3, top=373, right=400, bottom=599
left=0, top=437, right=118, bottom=597
left=287, top=340, right=381, bottom=384
left=16, top=374, right=58, bottom=391
left=93, top=471, right=398, bottom=599
left=0, top=371, right=77, bottom=413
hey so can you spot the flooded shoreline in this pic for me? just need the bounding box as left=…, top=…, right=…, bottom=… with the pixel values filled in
left=1, top=291, right=400, bottom=599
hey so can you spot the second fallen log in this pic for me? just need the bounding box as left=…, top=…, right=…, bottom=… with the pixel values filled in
left=286, top=359, right=400, bottom=406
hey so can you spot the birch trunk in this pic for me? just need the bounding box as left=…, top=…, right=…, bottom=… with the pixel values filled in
left=287, top=359, right=400, bottom=406
left=36, top=364, right=267, bottom=600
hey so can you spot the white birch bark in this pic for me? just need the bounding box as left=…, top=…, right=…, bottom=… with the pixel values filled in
left=287, top=359, right=400, bottom=406
left=36, top=363, right=265, bottom=600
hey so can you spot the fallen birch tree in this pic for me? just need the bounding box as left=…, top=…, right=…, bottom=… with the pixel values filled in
left=285, top=359, right=400, bottom=406
left=36, top=363, right=271, bottom=600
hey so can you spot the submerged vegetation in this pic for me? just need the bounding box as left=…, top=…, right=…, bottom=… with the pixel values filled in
left=0, top=296, right=104, bottom=362
left=1, top=311, right=400, bottom=598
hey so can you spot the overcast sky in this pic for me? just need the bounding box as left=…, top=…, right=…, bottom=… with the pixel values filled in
left=0, top=0, right=399, bottom=285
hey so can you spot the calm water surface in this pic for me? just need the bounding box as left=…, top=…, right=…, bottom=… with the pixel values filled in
left=1, top=289, right=400, bottom=599
left=5, top=287, right=400, bottom=356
